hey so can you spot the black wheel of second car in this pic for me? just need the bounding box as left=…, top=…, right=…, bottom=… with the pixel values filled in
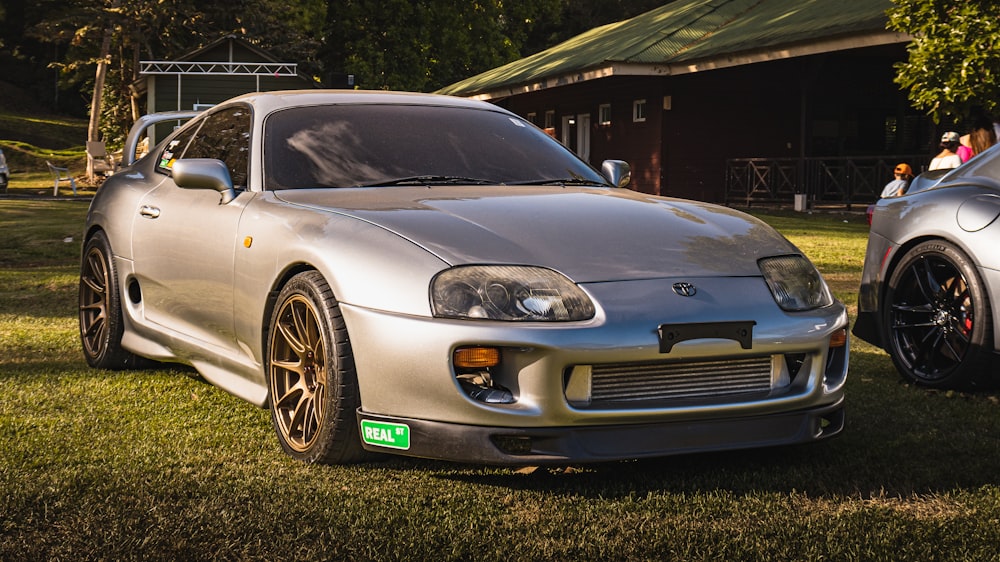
left=266, top=271, right=368, bottom=464
left=883, top=239, right=993, bottom=389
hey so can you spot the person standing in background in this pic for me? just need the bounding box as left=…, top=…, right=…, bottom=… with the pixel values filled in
left=929, top=132, right=962, bottom=170
left=958, top=134, right=973, bottom=162
left=970, top=121, right=997, bottom=156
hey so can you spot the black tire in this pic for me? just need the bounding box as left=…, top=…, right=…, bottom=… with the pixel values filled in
left=267, top=271, right=368, bottom=464
left=79, top=230, right=143, bottom=369
left=882, top=240, right=993, bottom=389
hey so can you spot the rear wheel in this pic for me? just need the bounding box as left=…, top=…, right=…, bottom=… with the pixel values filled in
left=882, top=240, right=993, bottom=388
left=267, top=271, right=368, bottom=464
left=79, top=231, right=143, bottom=369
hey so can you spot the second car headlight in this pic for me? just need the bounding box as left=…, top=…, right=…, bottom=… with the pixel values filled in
left=758, top=255, right=833, bottom=311
left=431, top=265, right=595, bottom=321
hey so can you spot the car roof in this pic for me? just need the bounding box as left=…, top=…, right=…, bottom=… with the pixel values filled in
left=222, top=89, right=499, bottom=115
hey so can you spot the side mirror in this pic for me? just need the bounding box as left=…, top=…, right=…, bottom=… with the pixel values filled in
left=601, top=160, right=631, bottom=188
left=171, top=158, right=237, bottom=204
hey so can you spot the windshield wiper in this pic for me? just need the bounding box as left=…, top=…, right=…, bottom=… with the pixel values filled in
left=358, top=175, right=497, bottom=187
left=507, top=178, right=608, bottom=186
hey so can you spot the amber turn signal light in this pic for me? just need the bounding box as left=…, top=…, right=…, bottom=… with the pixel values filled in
left=829, top=328, right=847, bottom=348
left=454, top=346, right=500, bottom=369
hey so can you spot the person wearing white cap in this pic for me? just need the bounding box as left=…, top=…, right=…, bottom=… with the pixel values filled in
left=929, top=131, right=962, bottom=170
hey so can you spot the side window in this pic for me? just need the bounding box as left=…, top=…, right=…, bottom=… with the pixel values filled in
left=157, top=124, right=200, bottom=173
left=181, top=106, right=252, bottom=188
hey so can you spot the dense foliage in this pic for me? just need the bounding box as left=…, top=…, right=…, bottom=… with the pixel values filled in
left=321, top=0, right=662, bottom=91
left=323, top=0, right=555, bottom=91
left=888, top=0, right=1000, bottom=124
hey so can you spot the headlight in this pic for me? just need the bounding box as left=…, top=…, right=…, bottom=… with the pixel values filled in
left=431, top=265, right=595, bottom=321
left=758, top=255, right=833, bottom=311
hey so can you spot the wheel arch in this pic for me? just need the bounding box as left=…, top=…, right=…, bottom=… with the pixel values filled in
left=83, top=223, right=106, bottom=245
left=881, top=234, right=1000, bottom=354
left=881, top=234, right=976, bottom=308
left=260, top=262, right=321, bottom=369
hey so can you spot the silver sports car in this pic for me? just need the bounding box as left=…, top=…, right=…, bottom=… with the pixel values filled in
left=855, top=146, right=1000, bottom=389
left=79, top=90, right=849, bottom=465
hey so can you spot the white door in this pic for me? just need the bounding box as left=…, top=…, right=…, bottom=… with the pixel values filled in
left=561, top=115, right=576, bottom=152
left=576, top=113, right=591, bottom=162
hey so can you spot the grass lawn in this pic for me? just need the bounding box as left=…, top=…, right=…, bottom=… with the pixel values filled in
left=1, top=200, right=999, bottom=561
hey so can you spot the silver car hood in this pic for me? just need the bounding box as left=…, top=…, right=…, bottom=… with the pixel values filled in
left=275, top=186, right=798, bottom=282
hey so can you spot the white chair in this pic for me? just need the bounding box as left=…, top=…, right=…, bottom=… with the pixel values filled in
left=86, top=141, right=116, bottom=179
left=46, top=161, right=76, bottom=196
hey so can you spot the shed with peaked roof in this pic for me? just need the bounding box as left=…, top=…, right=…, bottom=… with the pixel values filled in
left=439, top=0, right=927, bottom=205
left=133, top=35, right=320, bottom=143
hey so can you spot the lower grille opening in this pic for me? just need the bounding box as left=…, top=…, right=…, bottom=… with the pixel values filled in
left=785, top=353, right=807, bottom=379
left=566, top=354, right=811, bottom=408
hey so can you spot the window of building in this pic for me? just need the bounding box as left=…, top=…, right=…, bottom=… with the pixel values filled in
left=544, top=110, right=555, bottom=129
left=526, top=112, right=537, bottom=125
left=633, top=99, right=647, bottom=123
left=599, top=104, right=611, bottom=126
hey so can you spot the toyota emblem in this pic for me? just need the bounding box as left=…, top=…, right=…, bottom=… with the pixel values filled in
left=672, top=282, right=697, bottom=297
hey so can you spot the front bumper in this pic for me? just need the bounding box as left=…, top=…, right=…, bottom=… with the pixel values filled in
left=343, top=276, right=848, bottom=425
left=357, top=397, right=845, bottom=465
left=343, top=275, right=848, bottom=464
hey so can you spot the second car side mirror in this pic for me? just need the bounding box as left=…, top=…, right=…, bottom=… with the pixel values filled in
left=172, top=158, right=237, bottom=204
left=601, top=160, right=631, bottom=188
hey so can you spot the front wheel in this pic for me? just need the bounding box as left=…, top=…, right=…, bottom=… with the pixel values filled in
left=267, top=271, right=368, bottom=464
left=882, top=240, right=993, bottom=389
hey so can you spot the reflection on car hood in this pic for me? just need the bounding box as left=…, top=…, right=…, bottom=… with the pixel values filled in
left=275, top=186, right=798, bottom=282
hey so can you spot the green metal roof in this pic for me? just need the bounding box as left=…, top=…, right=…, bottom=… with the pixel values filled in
left=438, top=0, right=902, bottom=98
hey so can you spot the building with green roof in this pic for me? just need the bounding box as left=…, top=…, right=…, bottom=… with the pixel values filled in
left=439, top=0, right=926, bottom=205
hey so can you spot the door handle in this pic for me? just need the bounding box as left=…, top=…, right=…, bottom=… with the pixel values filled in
left=139, top=205, right=161, bottom=219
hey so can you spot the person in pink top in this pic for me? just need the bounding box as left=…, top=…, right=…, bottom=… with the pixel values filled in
left=958, top=135, right=973, bottom=162
left=957, top=118, right=997, bottom=162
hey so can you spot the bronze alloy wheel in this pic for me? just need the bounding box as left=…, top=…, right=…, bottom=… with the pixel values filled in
left=79, top=244, right=111, bottom=360
left=78, top=231, right=137, bottom=369
left=267, top=271, right=367, bottom=464
left=269, top=294, right=328, bottom=452
left=884, top=240, right=992, bottom=389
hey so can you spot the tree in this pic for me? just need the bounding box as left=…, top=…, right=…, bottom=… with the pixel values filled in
left=888, top=0, right=1000, bottom=124
left=323, top=0, right=563, bottom=92
left=86, top=7, right=115, bottom=182
left=26, top=0, right=324, bottom=150
left=522, top=0, right=665, bottom=55
left=321, top=0, right=671, bottom=92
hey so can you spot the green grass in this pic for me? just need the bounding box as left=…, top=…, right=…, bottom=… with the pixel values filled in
left=0, top=105, right=90, bottom=192
left=2, top=200, right=1000, bottom=561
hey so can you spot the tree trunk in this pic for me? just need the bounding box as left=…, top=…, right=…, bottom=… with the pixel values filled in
left=87, top=13, right=115, bottom=183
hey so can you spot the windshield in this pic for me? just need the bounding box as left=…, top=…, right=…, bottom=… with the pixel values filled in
left=263, top=104, right=607, bottom=189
